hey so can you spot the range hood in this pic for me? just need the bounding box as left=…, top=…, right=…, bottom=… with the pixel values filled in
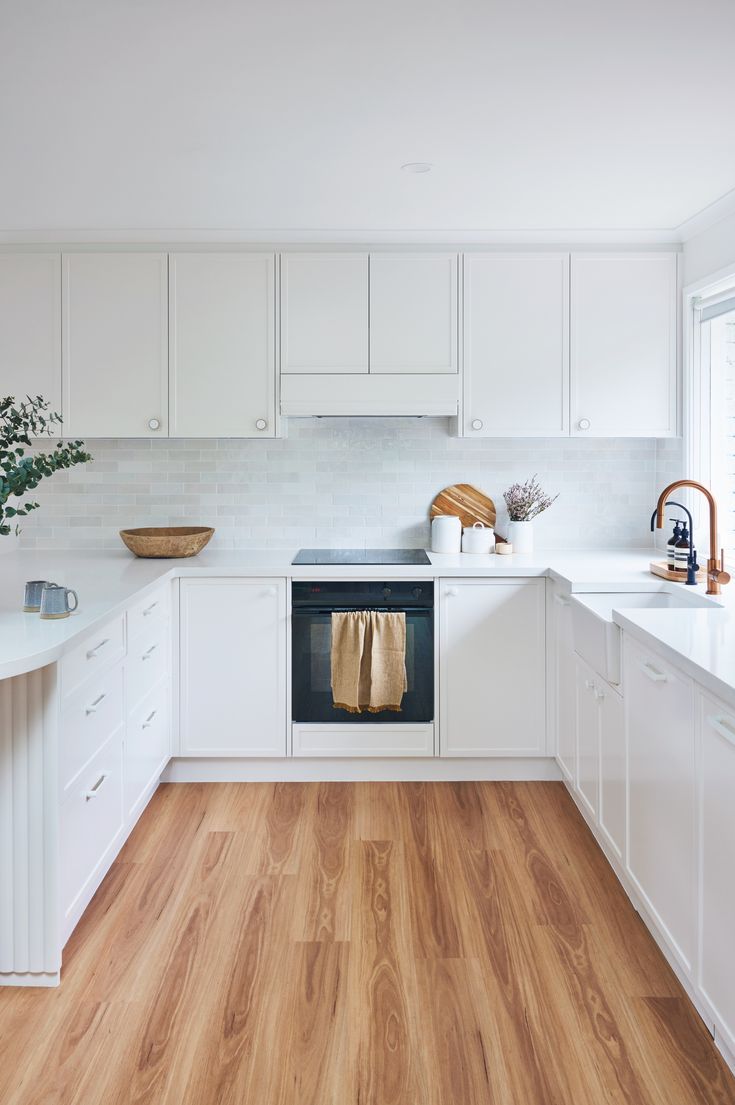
left=279, top=373, right=459, bottom=417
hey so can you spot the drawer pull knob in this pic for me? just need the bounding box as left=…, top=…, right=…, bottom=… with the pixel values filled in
left=708, top=715, right=735, bottom=747
left=142, top=710, right=157, bottom=729
left=142, top=602, right=158, bottom=616
left=142, top=644, right=158, bottom=660
left=86, top=638, right=110, bottom=660
left=445, top=587, right=459, bottom=597
left=85, top=692, right=107, bottom=716
left=84, top=773, right=109, bottom=801
left=639, top=660, right=668, bottom=683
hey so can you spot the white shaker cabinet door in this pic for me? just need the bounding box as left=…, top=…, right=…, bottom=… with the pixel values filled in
left=697, top=691, right=735, bottom=1054
left=0, top=252, right=62, bottom=414
left=570, top=252, right=677, bottom=437
left=369, top=253, right=458, bottom=374
left=625, top=636, right=695, bottom=972
left=169, top=253, right=276, bottom=437
left=463, top=253, right=569, bottom=435
left=439, top=578, right=546, bottom=756
left=597, top=679, right=625, bottom=862
left=280, top=252, right=368, bottom=374
left=575, top=656, right=600, bottom=819
left=62, top=252, right=168, bottom=438
left=551, top=588, right=577, bottom=782
left=179, top=578, right=287, bottom=756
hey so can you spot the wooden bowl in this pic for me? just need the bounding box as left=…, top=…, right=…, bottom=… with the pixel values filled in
left=119, top=526, right=215, bottom=558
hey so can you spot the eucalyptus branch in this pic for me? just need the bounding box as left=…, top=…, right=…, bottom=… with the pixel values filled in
left=1, top=395, right=92, bottom=536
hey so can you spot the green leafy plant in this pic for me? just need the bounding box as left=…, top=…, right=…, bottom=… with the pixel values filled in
left=0, top=395, right=92, bottom=536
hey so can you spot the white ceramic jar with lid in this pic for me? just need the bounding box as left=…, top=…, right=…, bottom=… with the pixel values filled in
left=461, top=522, right=495, bottom=554
left=431, top=514, right=462, bottom=554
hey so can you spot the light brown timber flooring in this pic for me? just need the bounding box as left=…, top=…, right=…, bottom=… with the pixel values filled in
left=0, top=780, right=733, bottom=1105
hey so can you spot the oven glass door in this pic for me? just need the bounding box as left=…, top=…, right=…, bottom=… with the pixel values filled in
left=292, top=609, right=434, bottom=723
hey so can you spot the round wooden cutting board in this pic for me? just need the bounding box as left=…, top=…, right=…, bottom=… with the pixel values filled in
left=430, top=484, right=497, bottom=529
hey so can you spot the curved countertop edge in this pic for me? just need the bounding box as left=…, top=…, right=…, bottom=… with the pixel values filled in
left=1, top=547, right=733, bottom=696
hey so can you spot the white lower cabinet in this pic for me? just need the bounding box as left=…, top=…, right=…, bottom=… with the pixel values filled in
left=60, top=729, right=124, bottom=942
left=697, top=690, right=735, bottom=1054
left=179, top=578, right=287, bottom=756
left=575, top=656, right=600, bottom=818
left=624, top=636, right=696, bottom=972
left=551, top=588, right=576, bottom=781
left=439, top=578, right=546, bottom=756
left=598, top=678, right=625, bottom=861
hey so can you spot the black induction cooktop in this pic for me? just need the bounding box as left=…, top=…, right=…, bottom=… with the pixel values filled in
left=292, top=548, right=431, bottom=565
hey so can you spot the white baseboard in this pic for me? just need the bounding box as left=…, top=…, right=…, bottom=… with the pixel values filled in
left=161, top=756, right=562, bottom=783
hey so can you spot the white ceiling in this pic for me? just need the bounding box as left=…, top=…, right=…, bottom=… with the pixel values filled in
left=2, top=0, right=735, bottom=238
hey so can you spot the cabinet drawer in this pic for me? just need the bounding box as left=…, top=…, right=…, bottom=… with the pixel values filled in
left=127, top=584, right=170, bottom=643
left=126, top=622, right=169, bottom=712
left=61, top=615, right=125, bottom=700
left=125, top=681, right=170, bottom=820
left=60, top=664, right=124, bottom=795
left=60, top=730, right=124, bottom=923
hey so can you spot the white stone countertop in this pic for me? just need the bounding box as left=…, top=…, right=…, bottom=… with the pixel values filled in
left=0, top=546, right=732, bottom=692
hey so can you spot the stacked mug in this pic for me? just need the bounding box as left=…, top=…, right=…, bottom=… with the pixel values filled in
left=24, top=580, right=79, bottom=620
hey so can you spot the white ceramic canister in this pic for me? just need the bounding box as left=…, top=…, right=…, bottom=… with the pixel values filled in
left=431, top=514, right=462, bottom=554
left=461, top=522, right=495, bottom=554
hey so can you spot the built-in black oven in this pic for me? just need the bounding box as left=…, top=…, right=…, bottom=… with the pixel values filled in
left=291, top=581, right=434, bottom=723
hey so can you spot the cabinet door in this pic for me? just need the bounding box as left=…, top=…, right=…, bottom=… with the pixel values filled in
left=369, top=253, right=458, bottom=374
left=698, top=693, right=735, bottom=1053
left=62, top=252, right=168, bottom=437
left=598, top=679, right=625, bottom=860
left=0, top=253, right=61, bottom=414
left=552, top=590, right=576, bottom=782
left=179, top=578, right=287, bottom=756
left=280, top=253, right=367, bottom=374
left=439, top=578, right=545, bottom=756
left=625, top=636, right=695, bottom=970
left=170, top=253, right=275, bottom=437
left=571, top=253, right=677, bottom=437
left=575, top=657, right=600, bottom=818
left=125, top=679, right=170, bottom=822
left=463, top=253, right=569, bottom=435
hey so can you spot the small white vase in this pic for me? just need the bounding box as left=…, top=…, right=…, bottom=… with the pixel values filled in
left=508, top=519, right=534, bottom=555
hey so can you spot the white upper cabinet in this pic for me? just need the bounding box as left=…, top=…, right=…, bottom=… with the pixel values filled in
left=463, top=253, right=569, bottom=435
left=169, top=253, right=275, bottom=437
left=281, top=252, right=368, bottom=374
left=439, top=578, right=546, bottom=756
left=369, top=253, right=458, bottom=374
left=570, top=252, right=677, bottom=437
left=0, top=252, right=61, bottom=414
left=63, top=252, right=168, bottom=438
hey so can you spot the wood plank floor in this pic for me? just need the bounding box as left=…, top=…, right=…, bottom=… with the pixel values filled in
left=1, top=781, right=734, bottom=1105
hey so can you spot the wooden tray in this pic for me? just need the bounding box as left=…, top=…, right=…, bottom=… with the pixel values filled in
left=430, top=484, right=496, bottom=529
left=650, top=560, right=705, bottom=583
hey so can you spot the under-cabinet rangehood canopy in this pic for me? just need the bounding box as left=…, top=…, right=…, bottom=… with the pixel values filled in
left=279, top=373, right=459, bottom=417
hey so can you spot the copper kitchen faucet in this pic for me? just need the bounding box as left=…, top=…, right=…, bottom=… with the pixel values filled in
left=653, top=480, right=731, bottom=596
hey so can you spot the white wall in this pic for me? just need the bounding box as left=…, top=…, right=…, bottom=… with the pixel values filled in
left=683, top=209, right=735, bottom=287
left=14, top=419, right=660, bottom=552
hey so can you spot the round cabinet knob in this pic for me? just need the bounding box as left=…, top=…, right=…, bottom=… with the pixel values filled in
left=148, top=417, right=161, bottom=431
left=578, top=418, right=591, bottom=431
left=446, top=587, right=459, bottom=597
left=471, top=419, right=483, bottom=431
left=255, top=418, right=268, bottom=431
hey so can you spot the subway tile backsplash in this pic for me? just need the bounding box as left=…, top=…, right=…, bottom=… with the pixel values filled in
left=17, top=418, right=667, bottom=550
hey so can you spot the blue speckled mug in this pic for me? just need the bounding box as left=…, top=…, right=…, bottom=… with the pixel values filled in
left=23, top=580, right=52, bottom=612
left=39, top=583, right=79, bottom=620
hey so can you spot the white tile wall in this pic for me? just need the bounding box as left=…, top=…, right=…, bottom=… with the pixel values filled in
left=16, top=419, right=662, bottom=550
